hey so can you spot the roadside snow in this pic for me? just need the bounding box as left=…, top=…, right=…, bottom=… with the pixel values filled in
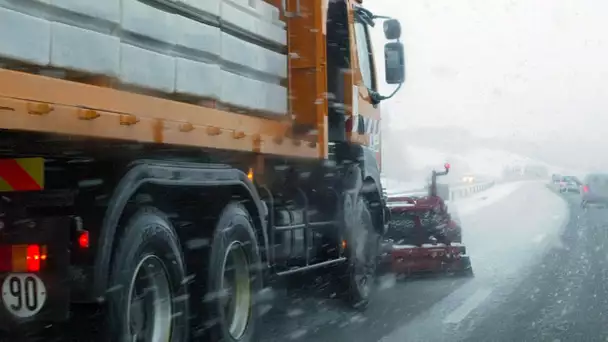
left=452, top=182, right=524, bottom=216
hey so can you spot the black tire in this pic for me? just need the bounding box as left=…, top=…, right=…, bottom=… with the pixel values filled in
left=340, top=197, right=380, bottom=310
left=455, top=267, right=475, bottom=277
left=106, top=207, right=189, bottom=342
left=453, top=256, right=474, bottom=278
left=205, top=202, right=263, bottom=342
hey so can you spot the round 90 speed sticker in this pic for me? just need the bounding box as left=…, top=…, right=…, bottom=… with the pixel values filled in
left=2, top=273, right=47, bottom=318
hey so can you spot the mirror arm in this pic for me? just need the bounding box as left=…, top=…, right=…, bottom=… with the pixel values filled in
left=354, top=7, right=376, bottom=27
left=355, top=5, right=393, bottom=22
left=368, top=82, right=403, bottom=104
left=368, top=90, right=383, bottom=105
left=373, top=15, right=393, bottom=20
left=355, top=7, right=396, bottom=26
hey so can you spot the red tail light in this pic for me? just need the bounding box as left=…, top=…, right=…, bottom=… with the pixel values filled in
left=26, top=245, right=41, bottom=272
left=78, top=230, right=90, bottom=249
left=583, top=185, right=589, bottom=193
left=0, top=244, right=47, bottom=272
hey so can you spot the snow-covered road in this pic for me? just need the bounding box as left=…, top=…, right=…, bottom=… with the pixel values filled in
left=260, top=181, right=570, bottom=342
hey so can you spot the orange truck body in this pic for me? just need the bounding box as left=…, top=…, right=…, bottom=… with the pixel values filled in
left=0, top=2, right=399, bottom=336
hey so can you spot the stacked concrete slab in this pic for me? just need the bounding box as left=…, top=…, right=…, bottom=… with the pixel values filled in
left=0, top=0, right=288, bottom=115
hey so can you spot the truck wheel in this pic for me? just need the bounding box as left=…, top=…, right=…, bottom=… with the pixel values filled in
left=340, top=197, right=380, bottom=310
left=106, top=207, right=189, bottom=342
left=206, top=202, right=262, bottom=342
left=454, top=256, right=474, bottom=278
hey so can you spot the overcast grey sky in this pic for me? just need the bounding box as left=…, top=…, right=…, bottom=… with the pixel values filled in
left=368, top=0, right=608, bottom=149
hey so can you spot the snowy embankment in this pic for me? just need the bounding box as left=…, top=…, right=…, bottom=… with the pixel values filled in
left=380, top=145, right=525, bottom=198
left=385, top=144, right=577, bottom=183
left=380, top=143, right=573, bottom=202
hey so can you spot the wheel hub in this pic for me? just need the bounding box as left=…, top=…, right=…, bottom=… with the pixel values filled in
left=353, top=210, right=378, bottom=298
left=220, top=242, right=252, bottom=340
left=126, top=255, right=173, bottom=342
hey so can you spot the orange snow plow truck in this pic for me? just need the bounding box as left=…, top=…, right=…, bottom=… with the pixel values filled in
left=0, top=0, right=405, bottom=340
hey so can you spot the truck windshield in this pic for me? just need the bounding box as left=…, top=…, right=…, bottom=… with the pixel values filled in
left=354, top=21, right=375, bottom=90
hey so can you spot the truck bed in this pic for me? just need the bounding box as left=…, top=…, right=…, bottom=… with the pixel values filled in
left=0, top=68, right=318, bottom=158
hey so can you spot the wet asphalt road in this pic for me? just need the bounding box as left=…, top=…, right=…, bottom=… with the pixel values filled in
left=460, top=191, right=608, bottom=342
left=260, top=182, right=608, bottom=342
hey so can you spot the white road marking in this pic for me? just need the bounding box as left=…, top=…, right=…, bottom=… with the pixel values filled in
left=443, top=288, right=492, bottom=324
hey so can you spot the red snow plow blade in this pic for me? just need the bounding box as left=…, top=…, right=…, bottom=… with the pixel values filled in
left=390, top=243, right=472, bottom=275
left=381, top=163, right=473, bottom=276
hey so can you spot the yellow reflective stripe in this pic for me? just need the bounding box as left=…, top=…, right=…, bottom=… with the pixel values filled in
left=12, top=245, right=27, bottom=272
left=0, top=158, right=45, bottom=192
left=16, top=157, right=44, bottom=189
left=0, top=178, right=13, bottom=191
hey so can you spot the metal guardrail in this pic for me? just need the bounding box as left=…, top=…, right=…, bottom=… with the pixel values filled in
left=385, top=181, right=496, bottom=202
left=447, top=181, right=495, bottom=201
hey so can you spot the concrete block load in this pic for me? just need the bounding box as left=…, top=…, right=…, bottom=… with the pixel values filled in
left=0, top=0, right=288, bottom=115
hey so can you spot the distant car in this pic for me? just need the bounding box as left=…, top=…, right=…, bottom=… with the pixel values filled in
left=551, top=174, right=562, bottom=188
left=581, top=173, right=608, bottom=208
left=462, top=174, right=475, bottom=183
left=558, top=176, right=581, bottom=193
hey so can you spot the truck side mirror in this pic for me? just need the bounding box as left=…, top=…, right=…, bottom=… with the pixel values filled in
left=383, top=19, right=401, bottom=40
left=384, top=42, right=405, bottom=84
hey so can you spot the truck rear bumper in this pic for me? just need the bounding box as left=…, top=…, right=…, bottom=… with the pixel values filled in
left=0, top=216, right=71, bottom=330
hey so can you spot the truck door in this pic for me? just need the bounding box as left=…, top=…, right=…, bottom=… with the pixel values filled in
left=325, top=1, right=382, bottom=164
left=350, top=9, right=383, bottom=168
